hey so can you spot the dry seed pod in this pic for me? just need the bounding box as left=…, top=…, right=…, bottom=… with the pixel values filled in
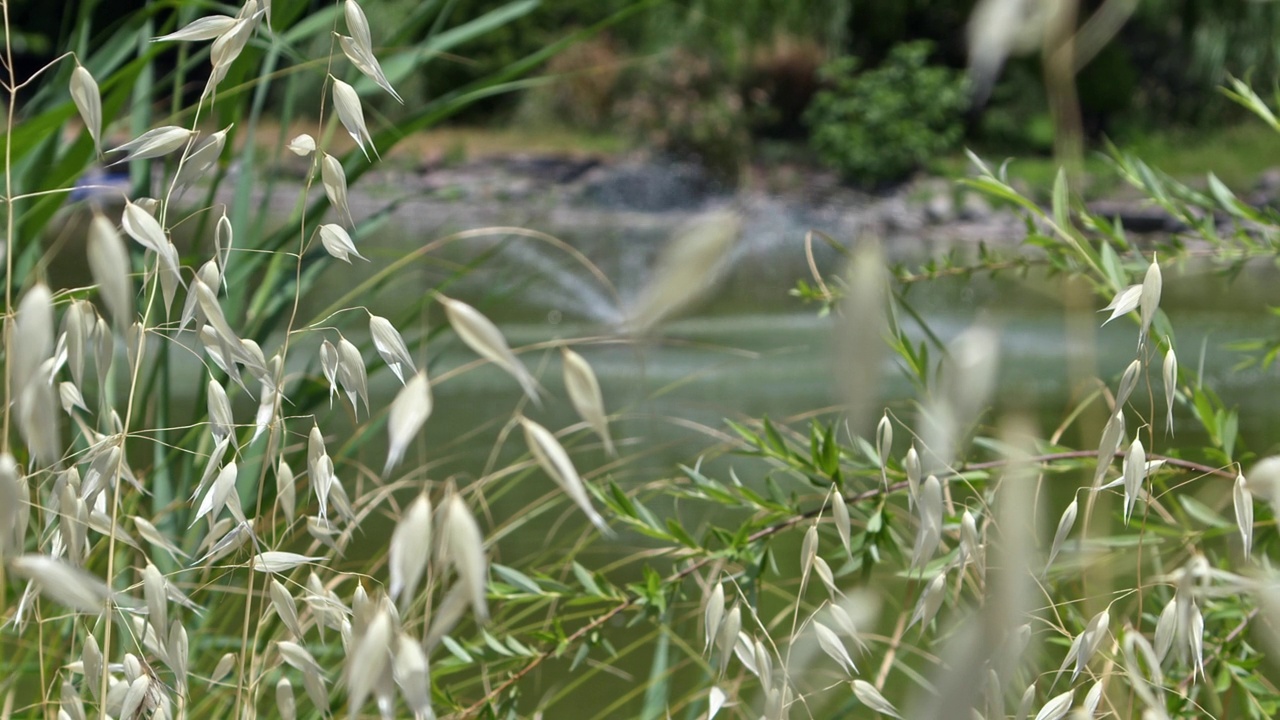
left=708, top=687, right=726, bottom=720
left=339, top=1, right=403, bottom=103
left=714, top=605, right=741, bottom=676
left=1094, top=409, right=1125, bottom=487
left=440, top=295, right=541, bottom=404
left=70, top=65, right=102, bottom=155
left=852, top=679, right=901, bottom=719
left=876, top=412, right=892, bottom=486
left=389, top=494, right=432, bottom=607
left=1235, top=473, right=1254, bottom=556
left=18, top=379, right=60, bottom=466
left=320, top=153, right=354, bottom=226
left=210, top=17, right=254, bottom=72
left=704, top=582, right=724, bottom=653
left=1034, top=689, right=1074, bottom=720
left=1073, top=609, right=1110, bottom=681
left=815, top=621, right=857, bottom=675
left=154, top=14, right=237, bottom=42
left=1163, top=344, right=1178, bottom=433
left=317, top=223, right=366, bottom=263
left=207, top=378, right=233, bottom=441
left=441, top=493, right=488, bottom=622
left=142, top=563, right=168, bottom=637
left=1139, top=256, right=1163, bottom=344
left=1100, top=284, right=1141, bottom=325
left=109, top=126, right=194, bottom=164
left=320, top=340, right=339, bottom=406
left=286, top=134, right=315, bottom=156
left=269, top=579, right=303, bottom=639
left=335, top=337, right=370, bottom=415
left=520, top=417, right=610, bottom=534
left=561, top=347, right=615, bottom=456
left=1123, top=438, right=1146, bottom=525
left=331, top=77, right=376, bottom=159
left=904, top=446, right=921, bottom=504
left=369, top=315, right=414, bottom=384
left=1045, top=496, right=1078, bottom=575
left=276, top=460, right=296, bottom=527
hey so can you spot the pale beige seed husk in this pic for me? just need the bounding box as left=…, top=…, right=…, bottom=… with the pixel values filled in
left=814, top=621, right=856, bottom=675
left=286, top=134, right=315, bottom=156
left=70, top=66, right=102, bottom=155
left=1116, top=358, right=1141, bottom=409
left=210, top=17, right=253, bottom=70
left=708, top=687, right=726, bottom=720
left=1163, top=344, right=1178, bottom=432
left=9, top=555, right=129, bottom=614
left=154, top=14, right=237, bottom=42
left=331, top=77, right=375, bottom=158
left=1231, top=473, right=1254, bottom=556
left=1189, top=602, right=1205, bottom=678
left=813, top=556, right=839, bottom=599
left=317, top=223, right=365, bottom=263
left=389, top=494, right=432, bottom=606
left=62, top=300, right=90, bottom=387
left=344, top=0, right=373, bottom=58
left=852, top=679, right=901, bottom=719
left=120, top=676, right=150, bottom=720
left=207, top=378, right=233, bottom=441
left=276, top=678, right=296, bottom=720
left=1095, top=409, right=1125, bottom=487
left=1073, top=609, right=1110, bottom=681
left=320, top=153, right=354, bottom=226
left=904, top=446, right=921, bottom=503
left=385, top=371, right=432, bottom=474
left=520, top=417, right=610, bottom=534
left=1083, top=680, right=1105, bottom=715
left=0, top=454, right=23, bottom=556
left=338, top=35, right=403, bottom=104
left=1034, top=689, right=1074, bottom=720
left=561, top=347, right=614, bottom=456
left=627, top=210, right=741, bottom=333
left=1045, top=496, right=1078, bottom=574
left=59, top=381, right=87, bottom=415
left=714, top=605, right=741, bottom=676
left=193, top=461, right=237, bottom=526
left=393, top=634, right=432, bottom=716
left=269, top=578, right=304, bottom=639
left=1123, top=438, right=1146, bottom=524
left=110, top=126, right=194, bottom=163
left=314, top=455, right=335, bottom=521
left=336, top=336, right=370, bottom=414
left=704, top=582, right=724, bottom=653
left=1101, top=283, right=1142, bottom=325
left=911, top=475, right=942, bottom=570
left=800, top=525, right=818, bottom=581
left=369, top=315, right=414, bottom=383
left=347, top=608, right=392, bottom=716
left=440, top=295, right=540, bottom=403
left=18, top=380, right=60, bottom=467
left=14, top=284, right=53, bottom=392
left=173, top=126, right=231, bottom=190
left=1139, top=256, right=1163, bottom=341
left=168, top=621, right=189, bottom=692
left=832, top=490, right=851, bottom=555
left=276, top=460, right=297, bottom=527
left=909, top=572, right=946, bottom=631
left=252, top=552, right=324, bottom=573
left=442, top=493, right=488, bottom=622
left=960, top=509, right=983, bottom=578
left=142, top=563, right=168, bottom=638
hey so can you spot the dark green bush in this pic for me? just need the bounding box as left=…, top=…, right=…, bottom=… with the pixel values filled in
left=805, top=41, right=968, bottom=186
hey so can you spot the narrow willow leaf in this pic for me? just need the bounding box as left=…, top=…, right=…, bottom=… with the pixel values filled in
left=1115, top=358, right=1141, bottom=409
left=154, top=14, right=237, bottom=41
left=852, top=680, right=901, bottom=718
left=1045, top=496, right=1077, bottom=574
left=1139, top=256, right=1163, bottom=342
left=876, top=412, right=892, bottom=486
left=1123, top=438, right=1145, bottom=524
left=1100, top=284, right=1141, bottom=325
left=336, top=337, right=370, bottom=415
left=520, top=417, right=610, bottom=535
left=1163, top=344, right=1178, bottom=433
left=276, top=461, right=297, bottom=527
left=369, top=315, right=414, bottom=384
left=317, top=223, right=366, bottom=263
left=320, top=153, right=354, bottom=226
left=908, top=572, right=946, bottom=632
left=561, top=347, right=615, bottom=456
left=109, top=126, right=194, bottom=164
left=832, top=490, right=851, bottom=555
left=704, top=582, right=724, bottom=653
left=251, top=552, right=324, bottom=573
left=286, top=134, right=316, bottom=156
left=330, top=76, right=375, bottom=159
left=815, top=621, right=857, bottom=675
left=714, top=605, right=741, bottom=676
left=1034, top=689, right=1074, bottom=720
left=1235, top=473, right=1254, bottom=556
left=70, top=66, right=102, bottom=155
left=442, top=493, right=488, bottom=622
left=441, top=295, right=541, bottom=403
left=277, top=678, right=296, bottom=720
left=389, top=494, right=432, bottom=608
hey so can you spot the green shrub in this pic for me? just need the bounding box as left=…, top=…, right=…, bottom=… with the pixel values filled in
left=805, top=40, right=968, bottom=186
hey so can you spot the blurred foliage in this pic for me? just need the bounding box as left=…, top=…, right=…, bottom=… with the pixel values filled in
left=806, top=41, right=968, bottom=187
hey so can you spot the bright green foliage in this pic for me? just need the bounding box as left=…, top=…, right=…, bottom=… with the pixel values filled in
left=806, top=41, right=968, bottom=186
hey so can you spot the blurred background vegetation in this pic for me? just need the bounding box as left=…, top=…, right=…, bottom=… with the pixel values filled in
left=12, top=0, right=1280, bottom=186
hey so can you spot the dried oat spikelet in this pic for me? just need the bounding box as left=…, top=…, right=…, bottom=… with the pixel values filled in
left=1044, top=495, right=1078, bottom=575
left=70, top=65, right=102, bottom=155
left=330, top=76, right=377, bottom=159
left=321, top=153, right=355, bottom=227
left=388, top=493, right=432, bottom=608
left=153, top=14, right=237, bottom=42
left=519, top=417, right=611, bottom=535
left=815, top=621, right=857, bottom=675
left=441, top=492, right=489, bottom=622
left=1163, top=343, right=1178, bottom=434
left=369, top=315, right=415, bottom=384
left=440, top=295, right=541, bottom=404
left=317, top=223, right=366, bottom=263
left=109, top=126, right=195, bottom=164
left=87, top=212, right=132, bottom=326
left=1139, top=254, right=1163, bottom=346
left=340, top=0, right=403, bottom=103
left=1100, top=283, right=1141, bottom=325
left=852, top=679, right=901, bottom=719
left=1235, top=472, right=1254, bottom=556
left=561, top=347, right=615, bottom=456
